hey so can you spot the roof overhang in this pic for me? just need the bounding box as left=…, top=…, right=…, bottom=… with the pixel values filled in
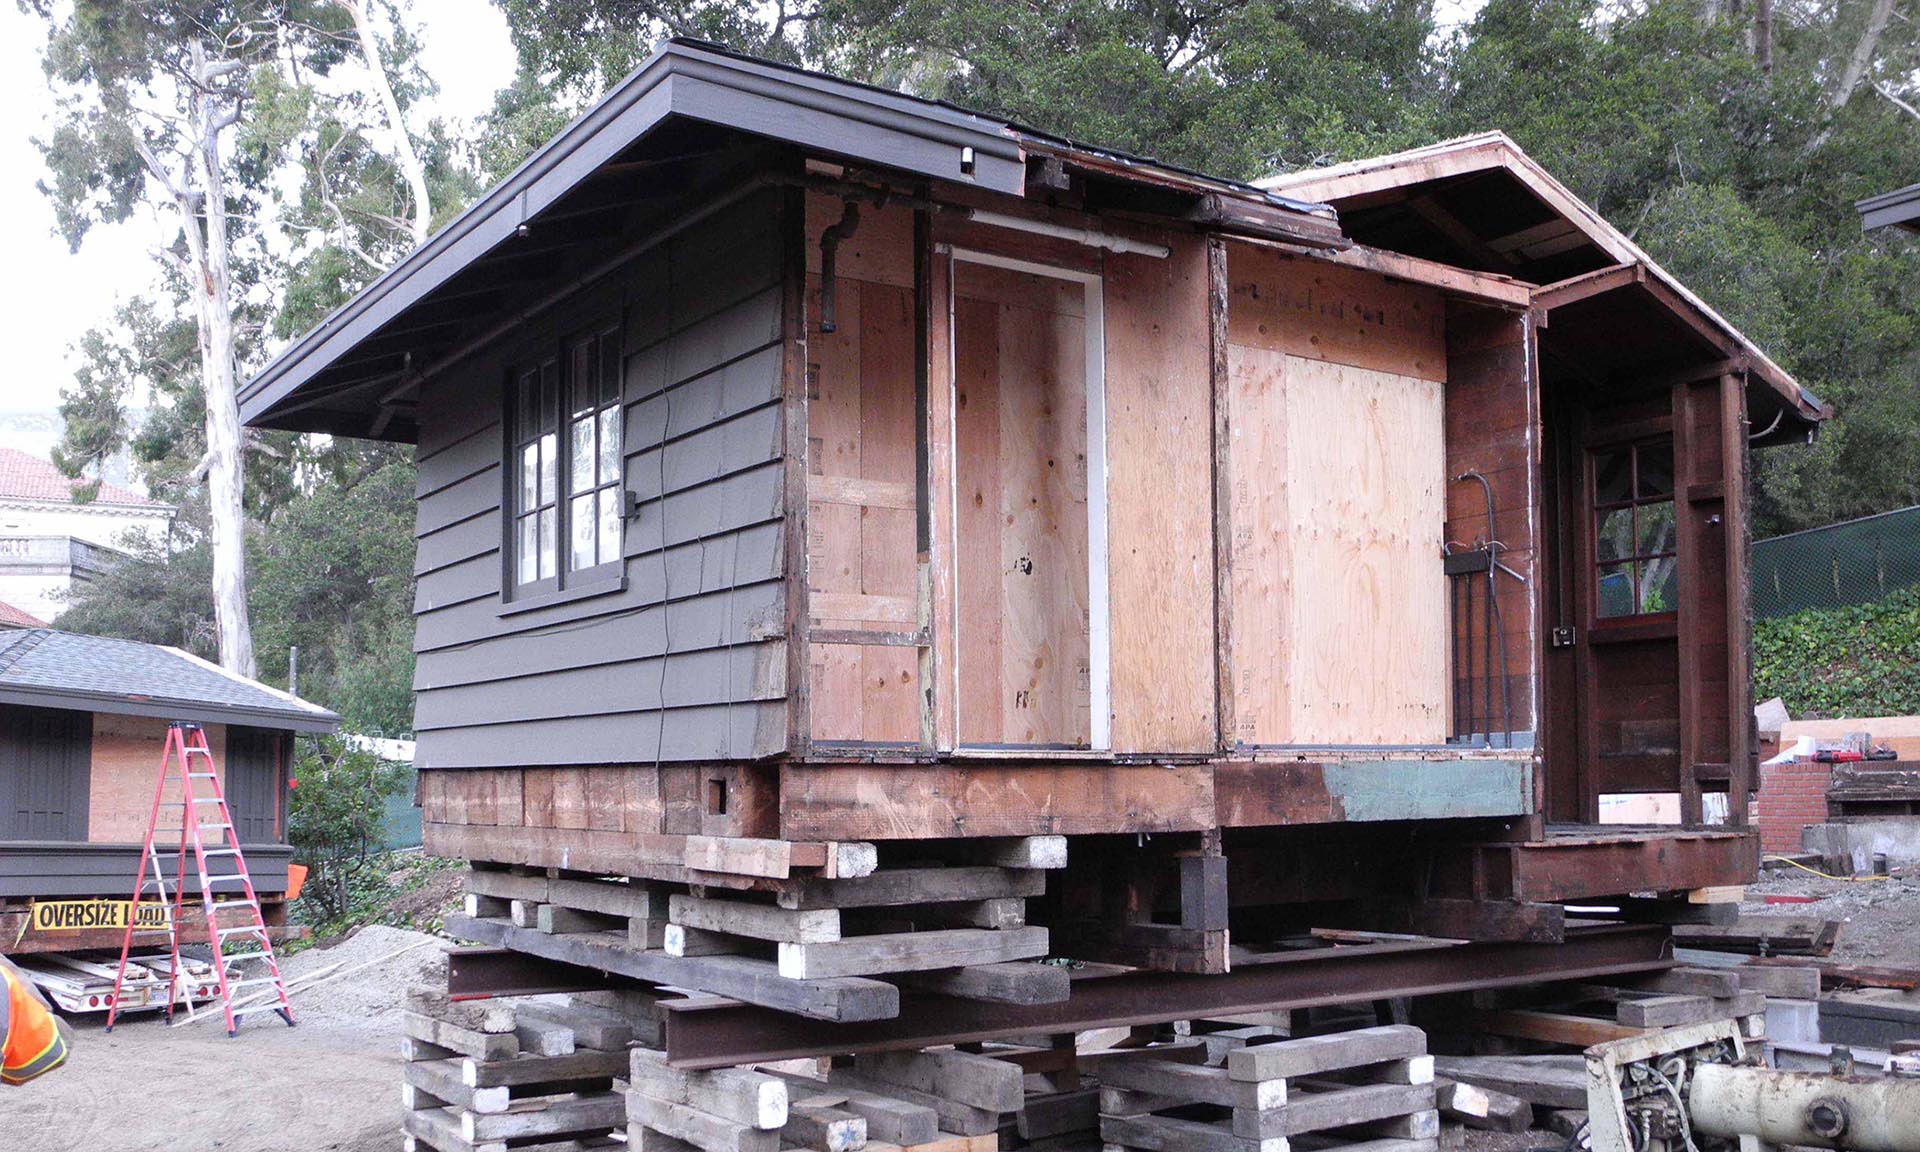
left=241, top=39, right=1341, bottom=442
left=0, top=684, right=338, bottom=733
left=1858, top=181, right=1920, bottom=233
left=1262, top=133, right=1832, bottom=435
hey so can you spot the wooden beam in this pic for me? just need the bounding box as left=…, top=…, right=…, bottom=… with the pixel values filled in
left=1408, top=194, right=1521, bottom=269
left=1534, top=263, right=1642, bottom=312
left=1313, top=243, right=1534, bottom=307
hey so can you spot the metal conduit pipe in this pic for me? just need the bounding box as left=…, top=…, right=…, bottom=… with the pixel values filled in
left=1689, top=1064, right=1920, bottom=1152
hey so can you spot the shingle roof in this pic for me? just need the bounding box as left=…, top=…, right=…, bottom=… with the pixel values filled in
left=0, top=629, right=338, bottom=732
left=0, top=602, right=50, bottom=629
left=0, top=448, right=171, bottom=509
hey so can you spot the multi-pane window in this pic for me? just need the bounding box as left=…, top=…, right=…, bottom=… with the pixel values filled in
left=1593, top=440, right=1677, bottom=618
left=511, top=325, right=623, bottom=595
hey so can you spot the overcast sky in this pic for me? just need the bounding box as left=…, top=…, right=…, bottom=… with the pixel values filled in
left=0, top=0, right=518, bottom=427
left=0, top=1, right=1490, bottom=444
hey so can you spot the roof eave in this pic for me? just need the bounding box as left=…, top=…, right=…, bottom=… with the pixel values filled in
left=0, top=683, right=339, bottom=734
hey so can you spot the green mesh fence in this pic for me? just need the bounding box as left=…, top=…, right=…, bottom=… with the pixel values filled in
left=1753, top=505, right=1920, bottom=619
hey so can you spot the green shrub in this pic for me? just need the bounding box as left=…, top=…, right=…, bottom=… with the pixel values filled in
left=286, top=735, right=410, bottom=924
left=1753, top=586, right=1920, bottom=718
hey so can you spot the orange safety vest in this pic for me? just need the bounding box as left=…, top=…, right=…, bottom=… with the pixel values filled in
left=2, top=962, right=68, bottom=1085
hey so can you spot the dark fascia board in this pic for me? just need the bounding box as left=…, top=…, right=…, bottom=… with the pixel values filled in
left=1858, top=181, right=1920, bottom=233
left=0, top=684, right=339, bottom=734
left=238, top=39, right=1024, bottom=429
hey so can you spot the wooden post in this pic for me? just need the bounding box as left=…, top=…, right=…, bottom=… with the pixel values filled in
left=781, top=180, right=814, bottom=761
left=1208, top=237, right=1235, bottom=753
left=1722, top=373, right=1754, bottom=827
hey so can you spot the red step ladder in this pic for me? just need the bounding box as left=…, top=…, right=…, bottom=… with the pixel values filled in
left=105, top=721, right=295, bottom=1036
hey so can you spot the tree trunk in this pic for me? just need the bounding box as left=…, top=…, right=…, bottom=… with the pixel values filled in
left=344, top=0, right=431, bottom=247
left=1754, top=0, right=1773, bottom=73
left=1830, top=0, right=1896, bottom=110
left=188, top=40, right=257, bottom=677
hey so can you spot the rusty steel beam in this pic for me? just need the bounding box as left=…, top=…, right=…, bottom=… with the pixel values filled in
left=446, top=947, right=658, bottom=1000
left=661, top=925, right=1674, bottom=1069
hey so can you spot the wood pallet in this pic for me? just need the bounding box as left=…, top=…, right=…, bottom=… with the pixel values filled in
left=454, top=837, right=1068, bottom=1023
left=401, top=994, right=634, bottom=1152
left=1090, top=1025, right=1438, bottom=1152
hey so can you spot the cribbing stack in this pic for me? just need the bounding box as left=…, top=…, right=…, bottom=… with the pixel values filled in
left=104, top=721, right=295, bottom=1036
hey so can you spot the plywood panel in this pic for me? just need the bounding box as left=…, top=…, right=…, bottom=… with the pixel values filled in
left=953, top=262, right=1091, bottom=747
left=1103, top=237, right=1216, bottom=753
left=88, top=716, right=228, bottom=844
left=1229, top=351, right=1449, bottom=745
left=1227, top=241, right=1448, bottom=382
left=803, top=225, right=925, bottom=744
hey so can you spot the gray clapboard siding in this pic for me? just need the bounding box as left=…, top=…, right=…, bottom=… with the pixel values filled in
left=409, top=191, right=790, bottom=771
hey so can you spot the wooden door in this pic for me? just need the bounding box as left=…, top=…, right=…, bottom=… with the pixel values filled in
left=950, top=257, right=1101, bottom=748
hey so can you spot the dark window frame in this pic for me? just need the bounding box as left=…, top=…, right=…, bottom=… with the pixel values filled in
left=503, top=319, right=626, bottom=605
left=0, top=704, right=92, bottom=842
left=1589, top=438, right=1679, bottom=622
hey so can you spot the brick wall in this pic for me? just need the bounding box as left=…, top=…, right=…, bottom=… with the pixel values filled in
left=1756, top=759, right=1832, bottom=855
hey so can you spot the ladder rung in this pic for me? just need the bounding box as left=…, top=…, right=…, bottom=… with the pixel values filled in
left=201, top=848, right=241, bottom=857
left=225, top=977, right=284, bottom=989
left=230, top=1003, right=291, bottom=1018
left=187, top=771, right=220, bottom=778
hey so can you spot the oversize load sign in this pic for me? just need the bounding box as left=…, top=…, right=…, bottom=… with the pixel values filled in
left=29, top=899, right=168, bottom=932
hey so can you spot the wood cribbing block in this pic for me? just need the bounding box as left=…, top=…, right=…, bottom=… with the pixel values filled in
left=631, top=1048, right=788, bottom=1130
left=671, top=894, right=842, bottom=943
left=890, top=962, right=1068, bottom=1005
left=514, top=1011, right=576, bottom=1056
left=513, top=1001, right=633, bottom=1051
left=766, top=1072, right=938, bottom=1146
left=775, top=868, right=1046, bottom=911
left=405, top=1011, right=519, bottom=1062
left=1225, top=1025, right=1425, bottom=1082
left=464, top=866, right=549, bottom=903
left=851, top=1048, right=1025, bottom=1113
left=1435, top=1076, right=1532, bottom=1133
left=406, top=992, right=518, bottom=1034
left=1079, top=1051, right=1287, bottom=1110
left=1099, top=1111, right=1283, bottom=1152
left=826, top=1067, right=1000, bottom=1136
left=781, top=1093, right=867, bottom=1152
left=778, top=927, right=1048, bottom=980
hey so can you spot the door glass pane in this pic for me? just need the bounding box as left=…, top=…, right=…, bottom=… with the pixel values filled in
left=1596, top=508, right=1634, bottom=563
left=598, top=488, right=621, bottom=564
left=517, top=516, right=539, bottom=585
left=1637, top=442, right=1675, bottom=497
left=570, top=417, right=595, bottom=495
left=570, top=493, right=597, bottom=570
left=1638, top=557, right=1677, bottom=613
left=1637, top=500, right=1676, bottom=556
left=537, top=508, right=557, bottom=579
left=599, top=407, right=620, bottom=486
left=1597, top=562, right=1636, bottom=618
left=1593, top=449, right=1632, bottom=505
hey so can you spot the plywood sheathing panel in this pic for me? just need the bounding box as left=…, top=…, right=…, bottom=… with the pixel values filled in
left=88, top=715, right=228, bottom=844
left=1102, top=235, right=1217, bottom=753
left=952, top=260, right=1092, bottom=747
left=1226, top=242, right=1448, bottom=383
left=804, top=192, right=923, bottom=744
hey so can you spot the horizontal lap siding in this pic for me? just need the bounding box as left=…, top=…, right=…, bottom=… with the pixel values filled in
left=410, top=192, right=790, bottom=770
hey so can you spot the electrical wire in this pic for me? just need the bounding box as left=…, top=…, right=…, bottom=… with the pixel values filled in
left=1647, top=1065, right=1702, bottom=1152
left=1763, top=854, right=1891, bottom=882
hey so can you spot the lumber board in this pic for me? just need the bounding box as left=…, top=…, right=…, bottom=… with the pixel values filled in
left=628, top=1094, right=781, bottom=1152
left=1471, top=1009, right=1643, bottom=1046
left=445, top=914, right=898, bottom=1022
left=464, top=1049, right=630, bottom=1088
left=631, top=1049, right=790, bottom=1130
left=466, top=866, right=550, bottom=903
left=406, top=1011, right=520, bottom=1062
left=684, top=836, right=829, bottom=879
left=826, top=1068, right=1000, bottom=1136
left=1078, top=1052, right=1285, bottom=1109
left=775, top=868, right=1047, bottom=911
left=1225, top=1026, right=1425, bottom=1082
left=671, top=894, right=842, bottom=943
left=1428, top=1056, right=1586, bottom=1110
left=852, top=1048, right=1026, bottom=1112
left=767, top=1072, right=939, bottom=1146
left=547, top=876, right=666, bottom=920
left=458, top=1095, right=628, bottom=1144
left=890, top=962, right=1069, bottom=1005
left=1099, top=1111, right=1284, bottom=1152
left=778, top=927, right=1048, bottom=980
left=1232, top=1082, right=1434, bottom=1139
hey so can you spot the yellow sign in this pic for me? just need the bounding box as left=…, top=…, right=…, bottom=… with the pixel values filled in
left=29, top=899, right=169, bottom=933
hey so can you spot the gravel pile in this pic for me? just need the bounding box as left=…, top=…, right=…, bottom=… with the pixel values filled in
left=278, top=924, right=446, bottom=1029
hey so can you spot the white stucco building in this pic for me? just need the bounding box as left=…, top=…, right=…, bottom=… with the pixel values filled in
left=0, top=449, right=175, bottom=621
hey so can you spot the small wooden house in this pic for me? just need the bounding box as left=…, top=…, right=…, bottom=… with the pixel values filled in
left=0, top=628, right=338, bottom=954
left=240, top=42, right=1827, bottom=991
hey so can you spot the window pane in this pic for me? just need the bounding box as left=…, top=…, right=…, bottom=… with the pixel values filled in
left=1637, top=442, right=1675, bottom=498
left=537, top=508, right=557, bottom=579
left=598, top=487, right=621, bottom=563
left=1593, top=449, right=1632, bottom=505
left=1597, top=562, right=1636, bottom=618
left=517, top=516, right=539, bottom=586
left=539, top=432, right=558, bottom=504
left=520, top=443, right=539, bottom=513
left=1638, top=557, right=1676, bottom=613
left=517, top=370, right=537, bottom=437
left=1637, top=500, right=1676, bottom=556
left=570, top=493, right=597, bottom=570
left=570, top=340, right=595, bottom=418
left=600, top=334, right=620, bottom=406
left=570, top=417, right=596, bottom=495
left=1596, top=507, right=1634, bottom=563
left=599, top=407, right=620, bottom=486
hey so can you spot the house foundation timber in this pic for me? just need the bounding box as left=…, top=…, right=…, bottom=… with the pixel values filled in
left=241, top=43, right=1831, bottom=1031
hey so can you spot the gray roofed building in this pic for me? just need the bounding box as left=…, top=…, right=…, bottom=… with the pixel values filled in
left=0, top=628, right=338, bottom=733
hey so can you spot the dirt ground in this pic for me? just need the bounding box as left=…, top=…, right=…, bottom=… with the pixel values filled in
left=1745, top=865, right=1920, bottom=965
left=0, top=924, right=442, bottom=1151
